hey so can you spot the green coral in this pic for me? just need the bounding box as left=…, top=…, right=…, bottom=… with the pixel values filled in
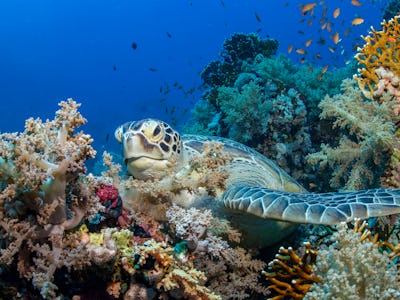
left=307, top=79, right=398, bottom=190
left=217, top=80, right=273, bottom=143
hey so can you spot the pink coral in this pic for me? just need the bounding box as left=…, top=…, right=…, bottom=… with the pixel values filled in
left=97, top=183, right=119, bottom=202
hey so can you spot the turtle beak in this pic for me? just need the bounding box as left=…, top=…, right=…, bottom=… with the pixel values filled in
left=123, top=132, right=163, bottom=161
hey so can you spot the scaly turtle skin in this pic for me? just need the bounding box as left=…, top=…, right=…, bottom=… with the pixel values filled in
left=115, top=118, right=400, bottom=247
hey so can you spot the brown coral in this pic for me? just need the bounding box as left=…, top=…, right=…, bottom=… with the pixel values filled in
left=354, top=14, right=400, bottom=101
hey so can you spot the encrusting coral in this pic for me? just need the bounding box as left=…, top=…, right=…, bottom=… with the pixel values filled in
left=354, top=14, right=400, bottom=101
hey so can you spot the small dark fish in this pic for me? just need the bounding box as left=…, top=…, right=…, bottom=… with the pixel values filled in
left=166, top=32, right=172, bottom=38
left=148, top=68, right=158, bottom=72
left=219, top=0, right=226, bottom=8
left=105, top=133, right=110, bottom=142
left=173, top=82, right=179, bottom=87
left=131, top=42, right=138, bottom=50
left=254, top=12, right=262, bottom=23
left=256, top=28, right=262, bottom=33
left=112, top=65, right=117, bottom=71
left=297, top=30, right=305, bottom=35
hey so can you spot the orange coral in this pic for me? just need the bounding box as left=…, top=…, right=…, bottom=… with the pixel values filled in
left=264, top=242, right=319, bottom=300
left=354, top=14, right=400, bottom=100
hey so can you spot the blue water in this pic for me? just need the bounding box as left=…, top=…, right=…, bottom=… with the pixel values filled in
left=0, top=0, right=387, bottom=154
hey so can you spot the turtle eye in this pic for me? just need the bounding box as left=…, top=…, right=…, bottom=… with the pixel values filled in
left=153, top=125, right=161, bottom=137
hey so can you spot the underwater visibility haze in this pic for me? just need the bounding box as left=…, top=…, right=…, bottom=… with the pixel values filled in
left=1, top=0, right=400, bottom=299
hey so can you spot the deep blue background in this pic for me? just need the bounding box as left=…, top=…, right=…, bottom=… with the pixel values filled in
left=0, top=0, right=387, bottom=153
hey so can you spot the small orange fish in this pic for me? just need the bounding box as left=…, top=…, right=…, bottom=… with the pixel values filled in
left=288, top=44, right=293, bottom=53
left=352, top=17, right=364, bottom=25
left=333, top=8, right=340, bottom=18
left=321, top=65, right=329, bottom=74
left=321, top=22, right=328, bottom=29
left=344, top=28, right=351, bottom=36
left=305, top=39, right=312, bottom=47
left=296, top=48, right=306, bottom=55
left=300, top=57, right=306, bottom=64
left=351, top=0, right=362, bottom=6
left=327, top=22, right=331, bottom=32
left=301, top=3, right=317, bottom=15
left=331, top=32, right=340, bottom=44
left=387, top=36, right=397, bottom=43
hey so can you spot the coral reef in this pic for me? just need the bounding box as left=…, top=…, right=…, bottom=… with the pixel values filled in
left=264, top=242, right=319, bottom=300
left=186, top=36, right=354, bottom=187
left=382, top=0, right=400, bottom=25
left=307, top=79, right=398, bottom=190
left=167, top=205, right=269, bottom=300
left=304, top=221, right=400, bottom=299
left=201, top=33, right=278, bottom=91
left=0, top=99, right=101, bottom=298
left=265, top=219, right=400, bottom=300
left=354, top=14, right=400, bottom=101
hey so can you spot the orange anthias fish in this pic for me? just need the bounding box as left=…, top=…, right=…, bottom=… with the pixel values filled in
left=296, top=48, right=306, bottom=55
left=331, top=32, right=340, bottom=44
left=333, top=8, right=340, bottom=18
left=351, top=0, right=362, bottom=6
left=288, top=44, right=293, bottom=53
left=305, top=39, right=312, bottom=47
left=318, top=65, right=329, bottom=81
left=301, top=3, right=317, bottom=15
left=352, top=18, right=364, bottom=25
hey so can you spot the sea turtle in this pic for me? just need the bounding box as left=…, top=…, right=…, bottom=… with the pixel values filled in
left=115, top=118, right=400, bottom=247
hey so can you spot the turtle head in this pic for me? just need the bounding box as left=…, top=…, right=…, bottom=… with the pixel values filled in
left=115, top=118, right=183, bottom=180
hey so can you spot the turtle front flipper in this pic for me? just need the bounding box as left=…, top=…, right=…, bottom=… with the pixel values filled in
left=222, top=186, right=400, bottom=225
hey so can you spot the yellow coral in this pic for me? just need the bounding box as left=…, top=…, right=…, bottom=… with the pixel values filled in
left=354, top=14, right=400, bottom=100
left=264, top=242, right=319, bottom=300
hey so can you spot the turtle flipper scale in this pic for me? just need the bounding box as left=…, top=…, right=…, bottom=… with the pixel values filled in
left=222, top=186, right=400, bottom=225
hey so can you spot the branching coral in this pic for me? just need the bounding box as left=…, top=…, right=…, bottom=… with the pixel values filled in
left=354, top=14, right=400, bottom=101
left=0, top=99, right=102, bottom=298
left=133, top=239, right=221, bottom=300
left=307, top=79, right=398, bottom=190
left=264, top=242, right=319, bottom=300
left=166, top=204, right=268, bottom=300
left=304, top=221, right=400, bottom=300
